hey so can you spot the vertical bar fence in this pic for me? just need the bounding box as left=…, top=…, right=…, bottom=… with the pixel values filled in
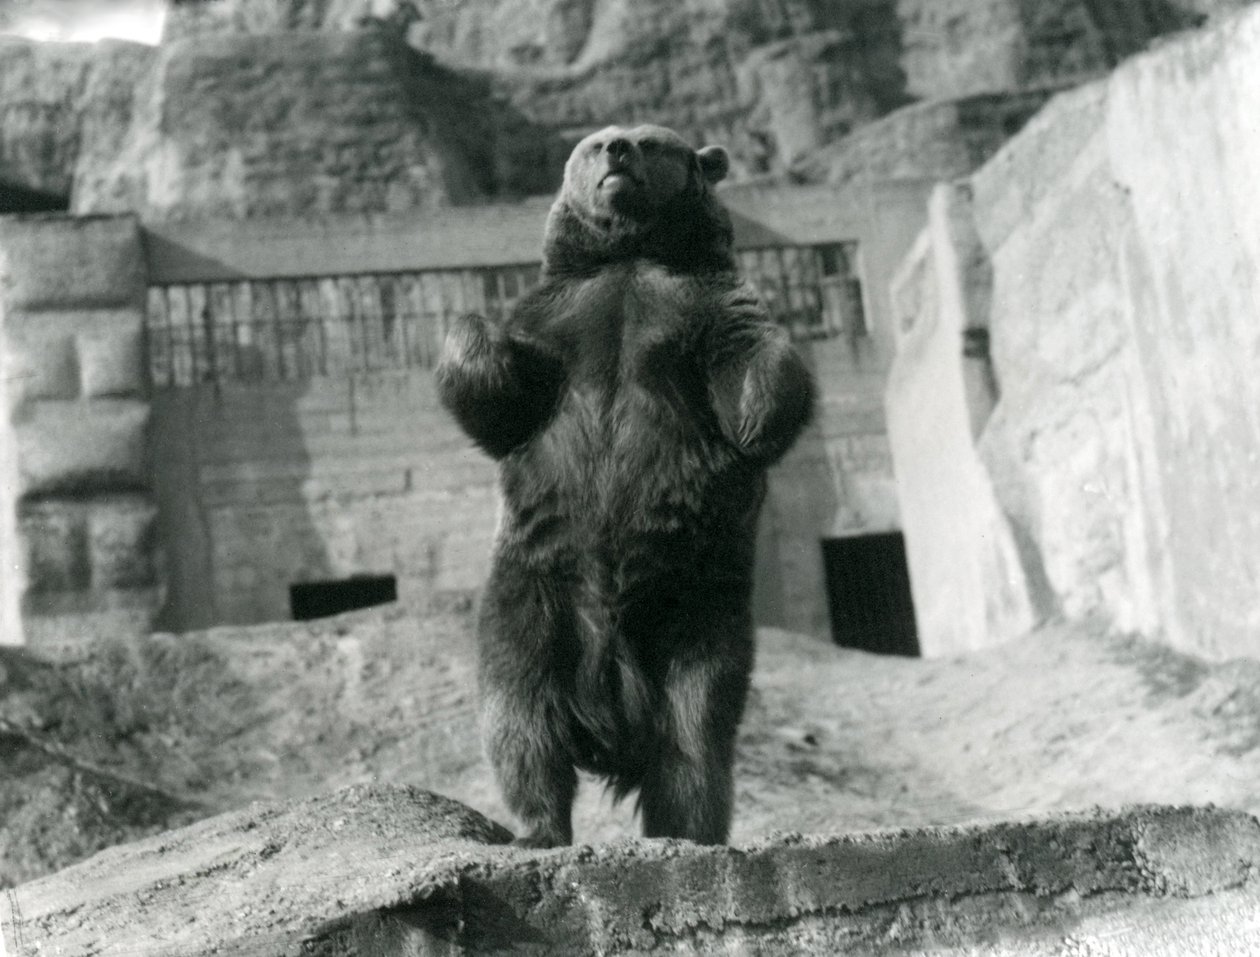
left=147, top=244, right=863, bottom=387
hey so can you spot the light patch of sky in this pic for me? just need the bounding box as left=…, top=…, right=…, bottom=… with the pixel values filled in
left=0, top=0, right=167, bottom=44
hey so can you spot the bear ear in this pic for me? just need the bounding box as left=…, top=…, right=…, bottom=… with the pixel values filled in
left=696, top=145, right=730, bottom=185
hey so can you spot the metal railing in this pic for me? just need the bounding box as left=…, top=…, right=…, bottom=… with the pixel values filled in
left=147, top=243, right=864, bottom=387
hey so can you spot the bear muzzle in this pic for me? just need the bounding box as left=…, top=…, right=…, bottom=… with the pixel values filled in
left=598, top=156, right=643, bottom=191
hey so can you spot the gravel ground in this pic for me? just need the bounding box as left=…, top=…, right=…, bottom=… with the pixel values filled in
left=2, top=602, right=1258, bottom=886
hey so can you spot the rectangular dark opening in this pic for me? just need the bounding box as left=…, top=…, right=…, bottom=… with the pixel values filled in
left=822, top=533, right=919, bottom=656
left=289, top=574, right=397, bottom=621
left=0, top=183, right=70, bottom=214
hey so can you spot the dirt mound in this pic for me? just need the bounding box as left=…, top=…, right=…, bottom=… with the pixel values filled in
left=3, top=603, right=1259, bottom=888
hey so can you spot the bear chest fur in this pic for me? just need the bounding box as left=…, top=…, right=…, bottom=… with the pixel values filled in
left=499, top=261, right=760, bottom=567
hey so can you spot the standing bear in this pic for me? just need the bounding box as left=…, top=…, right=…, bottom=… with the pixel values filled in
left=436, top=124, right=815, bottom=847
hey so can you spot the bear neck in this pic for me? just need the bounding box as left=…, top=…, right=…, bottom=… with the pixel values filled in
left=542, top=194, right=736, bottom=278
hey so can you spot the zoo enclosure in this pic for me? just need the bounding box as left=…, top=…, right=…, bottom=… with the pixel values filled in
left=146, top=244, right=866, bottom=386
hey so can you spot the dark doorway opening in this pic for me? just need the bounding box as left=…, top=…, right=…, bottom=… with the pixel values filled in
left=821, top=533, right=919, bottom=656
left=290, top=574, right=397, bottom=621
left=0, top=182, right=70, bottom=214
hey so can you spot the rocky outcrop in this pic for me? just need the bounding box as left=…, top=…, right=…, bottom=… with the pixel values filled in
left=403, top=0, right=1233, bottom=178
left=162, top=0, right=415, bottom=39
left=0, top=38, right=155, bottom=211
left=74, top=30, right=564, bottom=220
left=5, top=0, right=1253, bottom=215
left=886, top=4, right=1260, bottom=661
left=793, top=88, right=1052, bottom=187
left=223, top=0, right=1243, bottom=182
left=416, top=0, right=913, bottom=179
left=0, top=39, right=92, bottom=203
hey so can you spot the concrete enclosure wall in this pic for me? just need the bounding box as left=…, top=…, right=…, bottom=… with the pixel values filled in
left=884, top=185, right=1046, bottom=657
left=0, top=182, right=930, bottom=642
left=143, top=184, right=932, bottom=636
left=0, top=214, right=160, bottom=649
left=151, top=376, right=497, bottom=630
left=888, top=6, right=1260, bottom=661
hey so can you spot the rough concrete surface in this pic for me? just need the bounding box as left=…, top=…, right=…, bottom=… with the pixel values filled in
left=7, top=0, right=1240, bottom=215
left=75, top=30, right=564, bottom=221
left=4, top=785, right=1260, bottom=955
left=3, top=604, right=1260, bottom=951
left=957, top=3, right=1260, bottom=662
left=885, top=183, right=1044, bottom=657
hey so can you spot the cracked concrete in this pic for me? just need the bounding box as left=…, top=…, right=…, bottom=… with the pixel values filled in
left=4, top=785, right=1259, bottom=955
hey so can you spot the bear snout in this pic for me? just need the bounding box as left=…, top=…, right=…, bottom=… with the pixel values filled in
left=598, top=156, right=643, bottom=188
left=606, top=137, right=633, bottom=159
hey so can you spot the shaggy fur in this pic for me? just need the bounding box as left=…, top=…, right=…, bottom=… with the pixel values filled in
left=436, top=124, right=815, bottom=847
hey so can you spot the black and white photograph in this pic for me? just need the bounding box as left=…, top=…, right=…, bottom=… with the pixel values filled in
left=0, top=0, right=1258, bottom=953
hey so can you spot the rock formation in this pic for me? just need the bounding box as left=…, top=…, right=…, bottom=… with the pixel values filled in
left=74, top=30, right=564, bottom=221
left=0, top=38, right=154, bottom=210
left=393, top=0, right=1230, bottom=178
left=886, top=3, right=1260, bottom=661
left=3, top=0, right=1253, bottom=217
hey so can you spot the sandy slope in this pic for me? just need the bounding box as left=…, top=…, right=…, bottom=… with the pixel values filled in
left=2, top=602, right=1258, bottom=885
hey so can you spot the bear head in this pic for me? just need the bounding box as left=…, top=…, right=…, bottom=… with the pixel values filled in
left=542, top=124, right=735, bottom=275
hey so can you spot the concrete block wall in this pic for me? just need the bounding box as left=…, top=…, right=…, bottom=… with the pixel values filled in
left=156, top=353, right=902, bottom=636
left=151, top=372, right=500, bottom=630
left=0, top=213, right=159, bottom=648
left=143, top=188, right=934, bottom=638
left=755, top=338, right=896, bottom=637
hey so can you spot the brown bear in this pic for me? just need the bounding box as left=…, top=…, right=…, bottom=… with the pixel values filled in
left=436, top=124, right=814, bottom=847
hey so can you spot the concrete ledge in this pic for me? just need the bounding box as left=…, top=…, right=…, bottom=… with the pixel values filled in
left=0, top=214, right=146, bottom=310
left=21, top=601, right=160, bottom=655
left=14, top=398, right=150, bottom=496
left=4, top=785, right=1258, bottom=955
left=3, top=308, right=149, bottom=404
left=4, top=331, right=78, bottom=402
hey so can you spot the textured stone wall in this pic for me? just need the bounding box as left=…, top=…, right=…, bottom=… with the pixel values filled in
left=141, top=180, right=933, bottom=635
left=74, top=30, right=564, bottom=222
left=0, top=39, right=93, bottom=202
left=884, top=185, right=1046, bottom=656
left=406, top=0, right=1234, bottom=178
left=7, top=0, right=1240, bottom=218
left=794, top=89, right=1053, bottom=187
left=150, top=374, right=499, bottom=630
left=0, top=214, right=159, bottom=648
left=151, top=348, right=892, bottom=636
left=0, top=39, right=155, bottom=210
left=159, top=0, right=1143, bottom=183
left=755, top=339, right=898, bottom=637
left=889, top=5, right=1260, bottom=661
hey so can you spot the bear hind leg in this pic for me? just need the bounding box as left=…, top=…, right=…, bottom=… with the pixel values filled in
left=638, top=658, right=747, bottom=845
left=483, top=685, right=578, bottom=849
